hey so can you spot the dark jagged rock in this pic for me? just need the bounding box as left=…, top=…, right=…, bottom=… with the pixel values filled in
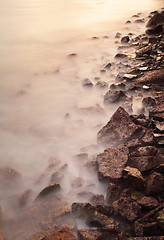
left=140, top=129, right=154, bottom=146
left=104, top=90, right=127, bottom=104
left=146, top=172, right=164, bottom=195
left=149, top=101, right=164, bottom=122
left=104, top=62, right=112, bottom=69
left=122, top=166, right=145, bottom=190
left=156, top=208, right=164, bottom=231
left=121, top=36, right=130, bottom=43
left=136, top=44, right=152, bottom=57
left=97, top=107, right=141, bottom=147
left=113, top=197, right=141, bottom=222
left=106, top=183, right=122, bottom=204
left=71, top=202, right=93, bottom=218
left=146, top=12, right=164, bottom=28
left=130, top=146, right=158, bottom=157
left=89, top=194, right=105, bottom=206
left=35, top=182, right=61, bottom=200
left=96, top=145, right=129, bottom=180
left=114, top=53, right=128, bottom=59
left=128, top=156, right=157, bottom=173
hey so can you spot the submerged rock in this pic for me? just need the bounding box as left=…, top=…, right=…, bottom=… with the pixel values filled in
left=97, top=107, right=141, bottom=147
left=104, top=90, right=127, bottom=104
left=35, top=182, right=61, bottom=200
left=96, top=145, right=129, bottom=180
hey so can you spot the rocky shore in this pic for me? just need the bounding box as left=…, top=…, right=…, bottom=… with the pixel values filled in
left=0, top=8, right=164, bottom=240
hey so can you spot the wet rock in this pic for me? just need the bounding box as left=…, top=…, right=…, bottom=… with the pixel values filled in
left=146, top=172, right=164, bottom=196
left=137, top=196, right=159, bottom=210
left=146, top=12, right=164, bottom=28
left=104, top=62, right=112, bottom=69
left=89, top=194, right=104, bottom=206
left=136, top=44, right=152, bottom=57
left=104, top=90, right=127, bottom=104
left=122, top=166, right=145, bottom=190
left=95, top=81, right=108, bottom=89
left=96, top=145, right=129, bottom=180
left=97, top=107, right=141, bottom=147
left=113, top=197, right=141, bottom=222
left=35, top=182, right=61, bottom=200
left=115, top=32, right=121, bottom=38
left=156, top=208, right=164, bottom=231
left=18, top=189, right=33, bottom=208
left=121, top=36, right=130, bottom=43
left=82, top=78, right=93, bottom=87
left=115, top=53, right=128, bottom=59
left=71, top=177, right=83, bottom=188
left=106, top=183, right=122, bottom=204
left=78, top=229, right=104, bottom=240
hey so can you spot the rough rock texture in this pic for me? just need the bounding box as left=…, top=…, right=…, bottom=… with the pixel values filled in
left=78, top=230, right=104, bottom=240
left=146, top=172, right=164, bottom=195
left=28, top=227, right=78, bottom=240
left=97, top=107, right=141, bottom=147
left=113, top=197, right=141, bottom=222
left=35, top=182, right=61, bottom=200
left=136, top=68, right=164, bottom=84
left=96, top=145, right=129, bottom=180
left=137, top=196, right=159, bottom=210
left=104, top=90, right=126, bottom=104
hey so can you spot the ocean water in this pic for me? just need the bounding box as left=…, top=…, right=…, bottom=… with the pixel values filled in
left=0, top=0, right=163, bottom=238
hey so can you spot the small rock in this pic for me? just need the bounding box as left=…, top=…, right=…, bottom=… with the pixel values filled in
left=96, top=145, right=129, bottom=180
left=123, top=73, right=138, bottom=80
left=122, top=166, right=145, bottom=190
left=115, top=53, right=128, bottom=59
left=104, top=62, right=112, bottom=69
left=89, top=194, right=104, bottom=206
left=78, top=229, right=104, bottom=240
left=104, top=90, right=127, bottom=104
left=115, top=32, right=121, bottom=38
left=95, top=81, right=108, bottom=89
left=113, top=197, right=141, bottom=222
left=136, top=44, right=152, bottom=57
left=140, top=129, right=154, bottom=146
left=135, top=19, right=145, bottom=23
left=82, top=78, right=93, bottom=87
left=142, top=97, right=156, bottom=108
left=121, top=36, right=130, bottom=43
left=146, top=172, right=164, bottom=195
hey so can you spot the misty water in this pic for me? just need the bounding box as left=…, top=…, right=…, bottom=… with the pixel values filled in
left=0, top=0, right=163, bottom=239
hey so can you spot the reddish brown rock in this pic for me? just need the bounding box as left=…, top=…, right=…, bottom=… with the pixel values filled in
left=136, top=68, right=164, bottom=85
left=128, top=156, right=157, bottom=173
left=96, top=145, right=129, bottom=180
left=146, top=172, right=164, bottom=195
left=97, top=107, right=140, bottom=147
left=18, top=189, right=33, bottom=208
left=35, top=182, right=61, bottom=200
left=78, top=229, right=104, bottom=240
left=149, top=101, right=164, bottom=122
left=137, top=196, right=159, bottom=210
left=106, top=183, right=122, bottom=204
left=130, top=146, right=158, bottom=157
left=89, top=194, right=104, bottom=206
left=113, top=197, right=141, bottom=222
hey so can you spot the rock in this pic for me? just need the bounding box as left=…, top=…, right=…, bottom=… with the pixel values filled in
left=35, top=182, right=61, bottom=200
left=146, top=172, right=164, bottom=196
left=113, top=197, right=141, bottom=222
left=46, top=226, right=78, bottom=240
left=50, top=171, right=63, bottom=184
left=0, top=207, right=5, bottom=240
left=106, top=183, right=122, bottom=204
left=156, top=208, right=164, bottom=231
left=115, top=32, right=121, bottom=38
left=68, top=53, right=77, bottom=57
left=104, top=62, right=112, bottom=69
left=123, top=73, right=138, bottom=80
left=78, top=229, right=104, bottom=240
left=122, top=166, right=145, bottom=190
left=71, top=202, right=93, bottom=219
left=103, top=90, right=127, bottom=104
left=130, top=146, right=158, bottom=157
left=89, top=194, right=105, bottom=206
left=135, top=19, right=145, bottom=23
left=121, top=36, right=130, bottom=43
left=18, top=189, right=33, bottom=208
left=138, top=68, right=164, bottom=84
left=132, top=115, right=150, bottom=128
left=129, top=237, right=164, bottom=240
left=128, top=156, right=157, bottom=173
left=96, top=145, right=129, bottom=180
left=95, top=81, right=108, bottom=89
left=131, top=191, right=145, bottom=201
left=154, top=133, right=164, bottom=147
left=87, top=211, right=119, bottom=231
left=136, top=44, right=152, bottom=57
left=142, top=97, right=156, bottom=108
left=140, top=129, right=154, bottom=146
left=77, top=191, right=94, bottom=200
left=154, top=121, right=164, bottom=133
left=115, top=53, right=128, bottom=59
left=149, top=101, right=164, bottom=121
left=71, top=177, right=83, bottom=188
left=146, top=25, right=164, bottom=35
left=146, top=12, right=164, bottom=28
left=82, top=78, right=93, bottom=87
left=0, top=167, right=21, bottom=188
left=97, top=107, right=141, bottom=147
left=134, top=220, right=160, bottom=237
left=137, top=196, right=159, bottom=210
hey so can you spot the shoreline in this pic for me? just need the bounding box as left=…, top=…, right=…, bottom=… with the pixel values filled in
left=1, top=8, right=164, bottom=240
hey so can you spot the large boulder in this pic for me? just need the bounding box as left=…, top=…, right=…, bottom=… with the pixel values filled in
left=96, top=146, right=129, bottom=180
left=97, top=107, right=141, bottom=147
